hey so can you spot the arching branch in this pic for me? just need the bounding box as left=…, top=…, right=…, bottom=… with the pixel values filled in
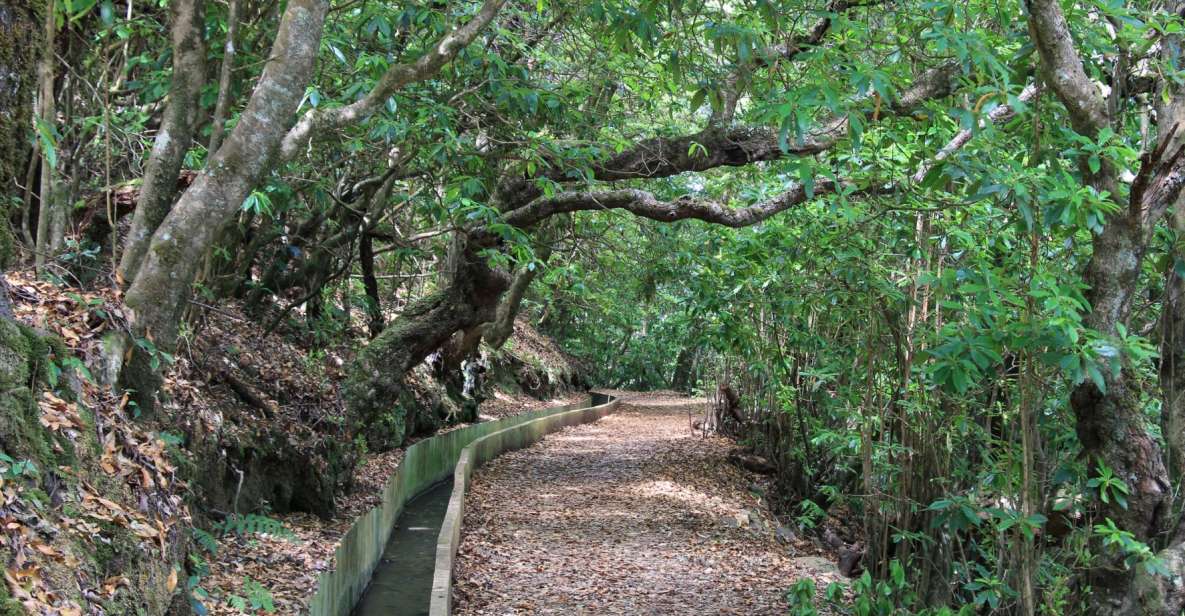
left=505, top=80, right=1036, bottom=230
left=279, top=0, right=508, bottom=160
left=503, top=183, right=842, bottom=228
left=496, top=62, right=961, bottom=209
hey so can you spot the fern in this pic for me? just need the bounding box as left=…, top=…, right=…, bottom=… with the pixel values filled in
left=191, top=528, right=218, bottom=554
left=215, top=513, right=296, bottom=540
left=243, top=578, right=275, bottom=613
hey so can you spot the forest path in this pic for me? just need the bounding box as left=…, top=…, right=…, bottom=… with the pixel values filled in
left=451, top=392, right=840, bottom=615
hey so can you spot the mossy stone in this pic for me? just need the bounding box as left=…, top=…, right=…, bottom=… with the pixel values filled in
left=0, top=319, right=32, bottom=391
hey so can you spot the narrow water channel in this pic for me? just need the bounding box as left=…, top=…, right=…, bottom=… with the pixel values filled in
left=352, top=478, right=455, bottom=616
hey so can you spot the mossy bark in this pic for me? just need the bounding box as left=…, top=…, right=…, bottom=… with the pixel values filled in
left=346, top=235, right=509, bottom=450
left=0, top=0, right=39, bottom=270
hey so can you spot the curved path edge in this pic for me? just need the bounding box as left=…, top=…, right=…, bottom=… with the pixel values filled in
left=307, top=393, right=614, bottom=616
left=428, top=393, right=620, bottom=616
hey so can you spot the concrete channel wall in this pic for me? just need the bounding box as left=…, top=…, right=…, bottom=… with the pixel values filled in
left=306, top=394, right=616, bottom=616
left=428, top=393, right=619, bottom=616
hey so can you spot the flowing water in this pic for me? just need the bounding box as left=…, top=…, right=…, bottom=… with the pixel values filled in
left=352, top=478, right=455, bottom=616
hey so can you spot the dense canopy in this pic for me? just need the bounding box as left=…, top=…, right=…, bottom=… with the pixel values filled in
left=4, top=0, right=1185, bottom=613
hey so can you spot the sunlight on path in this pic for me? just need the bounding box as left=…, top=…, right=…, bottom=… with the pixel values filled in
left=452, top=392, right=839, bottom=615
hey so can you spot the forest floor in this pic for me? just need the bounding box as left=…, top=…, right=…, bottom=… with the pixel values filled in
left=452, top=392, right=841, bottom=615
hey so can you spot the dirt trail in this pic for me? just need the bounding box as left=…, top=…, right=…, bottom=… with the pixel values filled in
left=452, top=392, right=840, bottom=615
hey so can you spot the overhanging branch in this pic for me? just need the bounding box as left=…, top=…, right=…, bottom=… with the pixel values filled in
left=496, top=63, right=961, bottom=210
left=505, top=80, right=1035, bottom=230
left=280, top=0, right=508, bottom=161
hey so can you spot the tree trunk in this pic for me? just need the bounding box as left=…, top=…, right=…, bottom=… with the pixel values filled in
left=1025, top=0, right=1185, bottom=608
left=33, top=0, right=59, bottom=269
left=118, top=0, right=207, bottom=285
left=483, top=242, right=551, bottom=350
left=122, top=0, right=503, bottom=397
left=121, top=0, right=330, bottom=413
left=1068, top=178, right=1174, bottom=614
left=360, top=231, right=383, bottom=338
left=344, top=234, right=509, bottom=449
left=0, top=0, right=38, bottom=270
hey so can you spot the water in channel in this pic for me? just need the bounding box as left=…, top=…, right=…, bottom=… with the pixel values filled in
left=352, top=478, right=455, bottom=616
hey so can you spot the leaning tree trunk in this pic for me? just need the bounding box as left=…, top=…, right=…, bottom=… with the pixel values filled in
left=121, top=0, right=329, bottom=413
left=482, top=241, right=552, bottom=350
left=345, top=234, right=509, bottom=449
left=121, top=0, right=506, bottom=412
left=118, top=0, right=207, bottom=284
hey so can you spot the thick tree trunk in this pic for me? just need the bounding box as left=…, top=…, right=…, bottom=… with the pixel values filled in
left=1075, top=221, right=1169, bottom=517
left=124, top=0, right=504, bottom=358
left=1026, top=1, right=1185, bottom=609
left=344, top=234, right=509, bottom=449
left=122, top=0, right=329, bottom=412
left=0, top=0, right=38, bottom=270
left=118, top=0, right=207, bottom=284
left=1068, top=161, right=1174, bottom=616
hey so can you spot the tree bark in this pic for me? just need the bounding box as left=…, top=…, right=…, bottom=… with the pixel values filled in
left=344, top=234, right=509, bottom=448
left=33, top=0, right=58, bottom=269
left=495, top=63, right=959, bottom=210
left=483, top=241, right=552, bottom=350
left=122, top=0, right=330, bottom=412
left=279, top=0, right=508, bottom=160
left=0, top=0, right=38, bottom=270
left=124, top=0, right=507, bottom=351
left=118, top=0, right=207, bottom=285
left=360, top=231, right=383, bottom=338
left=1026, top=0, right=1185, bottom=609
left=207, top=0, right=239, bottom=157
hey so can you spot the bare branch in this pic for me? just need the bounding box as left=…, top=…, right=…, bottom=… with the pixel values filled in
left=911, top=83, right=1038, bottom=183
left=279, top=0, right=508, bottom=160
left=504, top=183, right=849, bottom=229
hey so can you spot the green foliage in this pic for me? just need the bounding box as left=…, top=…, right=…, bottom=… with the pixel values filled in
left=788, top=561, right=976, bottom=616
left=0, top=453, right=39, bottom=480
left=214, top=514, right=295, bottom=541
left=191, top=527, right=218, bottom=555
left=226, top=578, right=275, bottom=613
left=34, top=0, right=1185, bottom=610
left=1092, top=519, right=1168, bottom=576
